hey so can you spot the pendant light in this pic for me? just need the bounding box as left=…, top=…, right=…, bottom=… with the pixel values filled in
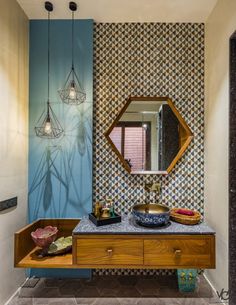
left=35, top=1, right=64, bottom=139
left=58, top=1, right=86, bottom=105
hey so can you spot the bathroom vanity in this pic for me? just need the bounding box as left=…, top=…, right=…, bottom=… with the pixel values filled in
left=14, top=216, right=215, bottom=270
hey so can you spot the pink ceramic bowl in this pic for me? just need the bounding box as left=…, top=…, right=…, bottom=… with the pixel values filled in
left=31, top=226, right=58, bottom=248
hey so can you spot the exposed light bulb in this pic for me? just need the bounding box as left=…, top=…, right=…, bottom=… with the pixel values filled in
left=69, top=81, right=76, bottom=99
left=44, top=119, right=52, bottom=135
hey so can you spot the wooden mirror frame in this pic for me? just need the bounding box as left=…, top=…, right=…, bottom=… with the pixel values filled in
left=104, top=96, right=193, bottom=175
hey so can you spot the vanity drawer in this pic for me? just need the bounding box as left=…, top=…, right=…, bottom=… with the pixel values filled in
left=144, top=235, right=215, bottom=268
left=76, top=238, right=143, bottom=266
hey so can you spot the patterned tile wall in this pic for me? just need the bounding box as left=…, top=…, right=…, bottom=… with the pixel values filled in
left=93, top=23, right=204, bottom=275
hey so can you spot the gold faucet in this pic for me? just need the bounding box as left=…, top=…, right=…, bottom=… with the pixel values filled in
left=144, top=183, right=161, bottom=193
left=144, top=183, right=161, bottom=204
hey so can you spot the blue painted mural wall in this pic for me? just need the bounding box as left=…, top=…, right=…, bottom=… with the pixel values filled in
left=29, top=20, right=93, bottom=277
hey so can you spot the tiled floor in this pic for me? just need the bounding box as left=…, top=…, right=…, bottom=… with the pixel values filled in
left=8, top=275, right=222, bottom=305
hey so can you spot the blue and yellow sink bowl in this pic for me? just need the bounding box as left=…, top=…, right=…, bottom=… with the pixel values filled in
left=132, top=203, right=170, bottom=227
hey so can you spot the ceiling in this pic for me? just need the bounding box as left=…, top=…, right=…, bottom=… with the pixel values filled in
left=17, top=0, right=217, bottom=22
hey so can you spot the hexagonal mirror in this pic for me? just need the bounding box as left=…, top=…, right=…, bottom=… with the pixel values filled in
left=105, top=97, right=193, bottom=174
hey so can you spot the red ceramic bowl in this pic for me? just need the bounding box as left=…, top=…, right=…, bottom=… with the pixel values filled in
left=31, top=226, right=58, bottom=248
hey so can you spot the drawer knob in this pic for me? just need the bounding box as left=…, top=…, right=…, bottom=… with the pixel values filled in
left=107, top=248, right=113, bottom=256
left=174, top=249, right=182, bottom=257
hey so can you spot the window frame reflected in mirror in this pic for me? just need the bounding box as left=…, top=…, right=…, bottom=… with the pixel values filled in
left=111, top=121, right=152, bottom=171
left=105, top=96, right=193, bottom=175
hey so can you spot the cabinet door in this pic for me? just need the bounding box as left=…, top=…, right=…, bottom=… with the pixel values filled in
left=144, top=235, right=215, bottom=269
left=76, top=238, right=143, bottom=266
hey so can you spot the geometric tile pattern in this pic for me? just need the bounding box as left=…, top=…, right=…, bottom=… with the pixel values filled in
left=93, top=23, right=204, bottom=275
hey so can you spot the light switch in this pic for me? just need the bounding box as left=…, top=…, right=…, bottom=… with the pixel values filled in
left=0, top=197, right=17, bottom=211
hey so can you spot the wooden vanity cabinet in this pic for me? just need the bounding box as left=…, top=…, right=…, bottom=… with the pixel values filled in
left=73, top=234, right=215, bottom=269
left=14, top=219, right=215, bottom=270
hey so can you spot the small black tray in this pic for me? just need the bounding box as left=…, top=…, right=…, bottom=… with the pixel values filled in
left=89, top=212, right=121, bottom=227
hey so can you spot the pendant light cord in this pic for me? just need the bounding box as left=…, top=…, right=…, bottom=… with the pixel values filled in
left=72, top=10, right=74, bottom=71
left=47, top=10, right=50, bottom=116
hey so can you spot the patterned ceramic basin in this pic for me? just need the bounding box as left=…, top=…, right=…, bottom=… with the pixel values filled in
left=132, top=203, right=170, bottom=227
left=31, top=226, right=58, bottom=248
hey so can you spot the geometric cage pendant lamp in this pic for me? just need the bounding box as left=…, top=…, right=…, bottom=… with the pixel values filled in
left=35, top=1, right=64, bottom=139
left=58, top=1, right=86, bottom=106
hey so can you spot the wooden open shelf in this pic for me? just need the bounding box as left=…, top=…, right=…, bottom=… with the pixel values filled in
left=14, top=218, right=80, bottom=269
left=16, top=247, right=75, bottom=268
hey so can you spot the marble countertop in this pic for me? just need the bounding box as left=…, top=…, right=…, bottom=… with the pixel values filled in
left=73, top=215, right=215, bottom=235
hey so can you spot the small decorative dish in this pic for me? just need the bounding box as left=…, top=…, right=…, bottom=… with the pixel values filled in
left=31, top=226, right=58, bottom=256
left=31, top=226, right=58, bottom=248
left=89, top=212, right=121, bottom=227
left=47, top=236, right=72, bottom=256
left=170, top=208, right=201, bottom=225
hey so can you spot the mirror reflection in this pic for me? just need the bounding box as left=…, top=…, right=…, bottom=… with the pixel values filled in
left=107, top=98, right=193, bottom=174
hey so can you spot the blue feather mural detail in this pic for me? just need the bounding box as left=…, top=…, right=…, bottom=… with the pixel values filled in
left=28, top=19, right=93, bottom=277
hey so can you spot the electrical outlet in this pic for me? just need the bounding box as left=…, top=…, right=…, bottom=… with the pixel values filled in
left=0, top=197, right=17, bottom=211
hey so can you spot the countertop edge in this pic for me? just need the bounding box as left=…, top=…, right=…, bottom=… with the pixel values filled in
left=72, top=231, right=216, bottom=235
